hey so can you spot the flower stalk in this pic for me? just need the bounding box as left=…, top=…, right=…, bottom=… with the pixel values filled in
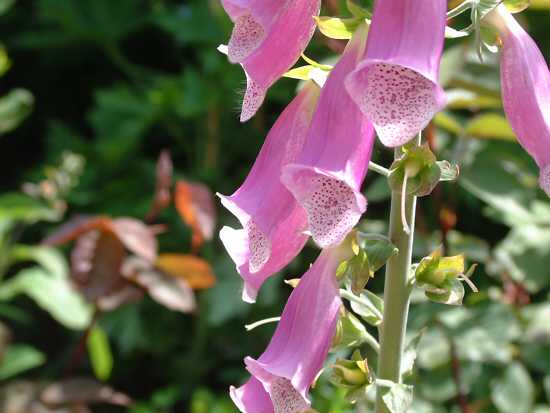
left=374, top=146, right=418, bottom=413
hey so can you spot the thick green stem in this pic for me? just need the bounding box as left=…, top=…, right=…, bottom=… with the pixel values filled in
left=374, top=149, right=417, bottom=413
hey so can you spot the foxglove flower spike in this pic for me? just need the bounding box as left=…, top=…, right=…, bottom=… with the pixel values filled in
left=219, top=82, right=320, bottom=303
left=346, top=0, right=447, bottom=147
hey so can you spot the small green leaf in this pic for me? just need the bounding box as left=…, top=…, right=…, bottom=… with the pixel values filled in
left=0, top=89, right=34, bottom=135
left=401, top=329, right=425, bottom=377
left=314, top=16, right=364, bottom=39
left=347, top=289, right=384, bottom=326
left=465, top=113, right=516, bottom=141
left=0, top=0, right=15, bottom=16
left=0, top=193, right=59, bottom=223
left=87, top=325, right=114, bottom=381
left=347, top=0, right=371, bottom=17
left=333, top=310, right=371, bottom=351
left=0, top=267, right=92, bottom=329
left=0, top=344, right=45, bottom=380
left=434, top=112, right=464, bottom=135
left=356, top=233, right=398, bottom=274
left=425, top=279, right=465, bottom=306
left=379, top=381, right=414, bottom=413
left=504, top=0, right=530, bottom=12
left=491, top=362, right=534, bottom=413
left=284, top=65, right=316, bottom=80
left=389, top=144, right=441, bottom=197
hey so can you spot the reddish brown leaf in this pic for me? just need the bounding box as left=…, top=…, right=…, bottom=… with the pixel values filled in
left=145, top=150, right=173, bottom=222
left=42, top=215, right=112, bottom=246
left=155, top=253, right=216, bottom=290
left=41, top=377, right=131, bottom=406
left=122, top=256, right=195, bottom=313
left=71, top=230, right=126, bottom=301
left=175, top=180, right=216, bottom=251
left=111, top=218, right=157, bottom=262
left=96, top=284, right=144, bottom=312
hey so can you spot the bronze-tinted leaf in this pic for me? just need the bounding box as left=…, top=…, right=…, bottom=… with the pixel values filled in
left=96, top=284, right=144, bottom=312
left=42, top=215, right=111, bottom=246
left=175, top=180, right=216, bottom=251
left=155, top=253, right=216, bottom=290
left=41, top=377, right=131, bottom=406
left=110, top=218, right=157, bottom=262
left=145, top=150, right=173, bottom=222
left=122, top=256, right=195, bottom=313
left=71, top=230, right=126, bottom=301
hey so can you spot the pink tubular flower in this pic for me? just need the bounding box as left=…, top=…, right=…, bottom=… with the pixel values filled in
left=230, top=246, right=352, bottom=413
left=484, top=5, right=550, bottom=197
left=345, top=0, right=447, bottom=147
left=282, top=23, right=375, bottom=249
left=221, top=0, right=321, bottom=122
left=219, top=82, right=320, bottom=303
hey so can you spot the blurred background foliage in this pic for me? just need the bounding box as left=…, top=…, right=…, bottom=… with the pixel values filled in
left=0, top=0, right=549, bottom=412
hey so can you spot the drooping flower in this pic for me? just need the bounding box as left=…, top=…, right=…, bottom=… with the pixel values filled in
left=346, top=0, right=447, bottom=147
left=221, top=0, right=321, bottom=122
left=219, top=82, right=320, bottom=303
left=282, top=23, right=375, bottom=249
left=484, top=5, right=550, bottom=197
left=230, top=245, right=352, bottom=413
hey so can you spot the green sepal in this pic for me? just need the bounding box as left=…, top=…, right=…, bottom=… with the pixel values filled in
left=332, top=309, right=372, bottom=351
left=388, top=143, right=441, bottom=197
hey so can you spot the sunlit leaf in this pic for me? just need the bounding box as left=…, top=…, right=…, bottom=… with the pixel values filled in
left=146, top=149, right=173, bottom=221
left=491, top=362, right=534, bottom=413
left=314, top=16, right=365, bottom=39
left=175, top=180, right=216, bottom=251
left=155, top=253, right=216, bottom=290
left=0, top=89, right=33, bottom=135
left=465, top=113, right=516, bottom=141
left=111, top=218, right=157, bottom=262
left=0, top=344, right=45, bottom=380
left=0, top=267, right=92, bottom=329
left=87, top=326, right=114, bottom=381
left=0, top=192, right=59, bottom=223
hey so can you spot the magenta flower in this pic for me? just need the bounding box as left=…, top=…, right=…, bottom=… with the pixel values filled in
left=221, top=0, right=321, bottom=122
left=282, top=24, right=375, bottom=249
left=345, top=0, right=447, bottom=147
left=219, top=83, right=320, bottom=303
left=484, top=5, right=550, bottom=196
left=230, top=246, right=351, bottom=412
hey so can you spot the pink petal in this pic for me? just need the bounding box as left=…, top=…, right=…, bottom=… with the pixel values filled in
left=221, top=0, right=321, bottom=122
left=219, top=82, right=320, bottom=302
left=282, top=23, right=374, bottom=249
left=230, top=247, right=351, bottom=412
left=485, top=5, right=550, bottom=197
left=346, top=0, right=447, bottom=147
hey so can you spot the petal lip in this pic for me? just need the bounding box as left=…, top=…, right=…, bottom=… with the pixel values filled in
left=345, top=58, right=447, bottom=148
left=281, top=165, right=367, bottom=249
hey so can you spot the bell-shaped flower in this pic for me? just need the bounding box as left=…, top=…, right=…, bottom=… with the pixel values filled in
left=221, top=0, right=321, bottom=122
left=230, top=245, right=352, bottom=413
left=484, top=5, right=550, bottom=197
left=219, top=82, right=320, bottom=303
left=346, top=0, right=447, bottom=147
left=282, top=24, right=375, bottom=249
